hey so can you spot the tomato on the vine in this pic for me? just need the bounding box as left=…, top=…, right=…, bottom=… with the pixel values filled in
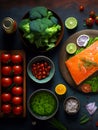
left=89, top=10, right=96, bottom=19
left=12, top=96, right=22, bottom=105
left=12, top=86, right=23, bottom=95
left=1, top=104, right=11, bottom=114
left=12, top=65, right=23, bottom=75
left=1, top=93, right=12, bottom=102
left=1, top=53, right=11, bottom=64
left=1, top=77, right=12, bottom=87
left=13, top=106, right=23, bottom=115
left=1, top=66, right=12, bottom=76
left=11, top=54, right=23, bottom=64
left=13, top=76, right=23, bottom=85
left=85, top=17, right=94, bottom=26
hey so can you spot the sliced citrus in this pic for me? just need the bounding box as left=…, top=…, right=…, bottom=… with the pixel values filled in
left=55, top=84, right=67, bottom=95
left=66, top=43, right=77, bottom=54
left=65, top=17, right=78, bottom=29
left=77, top=34, right=89, bottom=47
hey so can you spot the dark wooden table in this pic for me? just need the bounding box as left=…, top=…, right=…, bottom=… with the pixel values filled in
left=1, top=0, right=98, bottom=130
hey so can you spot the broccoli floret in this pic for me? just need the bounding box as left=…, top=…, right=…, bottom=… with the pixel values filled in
left=29, top=6, right=48, bottom=20
left=23, top=33, right=34, bottom=44
left=46, top=43, right=55, bottom=51
left=47, top=10, right=53, bottom=18
left=50, top=16, right=58, bottom=24
left=30, top=18, right=54, bottom=33
left=45, top=25, right=61, bottom=36
left=18, top=19, right=30, bottom=33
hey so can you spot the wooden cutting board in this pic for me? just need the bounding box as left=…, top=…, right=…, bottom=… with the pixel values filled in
left=0, top=50, right=26, bottom=117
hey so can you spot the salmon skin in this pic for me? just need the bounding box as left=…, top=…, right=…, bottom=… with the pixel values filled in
left=65, top=40, right=98, bottom=85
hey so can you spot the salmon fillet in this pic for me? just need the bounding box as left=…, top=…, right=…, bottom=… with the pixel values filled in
left=65, top=40, right=98, bottom=85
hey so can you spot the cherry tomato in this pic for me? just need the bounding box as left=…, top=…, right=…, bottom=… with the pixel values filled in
left=11, top=54, right=23, bottom=64
left=1, top=77, right=12, bottom=87
left=1, top=104, right=11, bottom=114
left=1, top=66, right=12, bottom=76
left=81, top=84, right=91, bottom=93
left=12, top=86, right=23, bottom=95
left=95, top=16, right=98, bottom=24
left=1, top=53, right=11, bottom=64
left=32, top=61, right=51, bottom=80
left=12, top=65, right=23, bottom=75
left=1, top=93, right=12, bottom=102
left=89, top=10, right=96, bottom=19
left=79, top=5, right=84, bottom=11
left=13, top=106, right=23, bottom=115
left=13, top=76, right=23, bottom=85
left=12, top=96, right=22, bottom=105
left=85, top=17, right=94, bottom=26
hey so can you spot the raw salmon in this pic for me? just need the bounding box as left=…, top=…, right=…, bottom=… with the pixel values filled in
left=65, top=40, right=98, bottom=85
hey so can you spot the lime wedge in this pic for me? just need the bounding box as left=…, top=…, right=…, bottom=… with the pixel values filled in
left=66, top=43, right=77, bottom=54
left=65, top=17, right=78, bottom=29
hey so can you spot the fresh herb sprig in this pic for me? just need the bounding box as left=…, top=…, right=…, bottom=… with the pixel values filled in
left=80, top=114, right=90, bottom=125
left=80, top=58, right=98, bottom=68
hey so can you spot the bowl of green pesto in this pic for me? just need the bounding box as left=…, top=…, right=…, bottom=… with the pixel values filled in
left=27, top=89, right=59, bottom=120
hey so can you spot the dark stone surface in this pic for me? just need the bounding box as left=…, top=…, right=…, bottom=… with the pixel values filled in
left=1, top=1, right=98, bottom=130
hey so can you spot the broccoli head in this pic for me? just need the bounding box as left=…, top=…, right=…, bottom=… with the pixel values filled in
left=30, top=18, right=54, bottom=33
left=18, top=19, right=30, bottom=33
left=45, top=25, right=61, bottom=36
left=29, top=6, right=48, bottom=20
left=23, top=33, right=34, bottom=44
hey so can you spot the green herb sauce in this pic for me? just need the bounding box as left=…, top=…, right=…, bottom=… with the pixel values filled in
left=30, top=91, right=57, bottom=116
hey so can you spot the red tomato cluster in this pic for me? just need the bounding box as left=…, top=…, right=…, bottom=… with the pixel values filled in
left=0, top=52, right=24, bottom=116
left=79, top=6, right=98, bottom=27
left=32, top=61, right=51, bottom=80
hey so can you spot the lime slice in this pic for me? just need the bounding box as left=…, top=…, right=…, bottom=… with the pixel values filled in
left=65, top=17, right=78, bottom=29
left=66, top=43, right=77, bottom=54
left=77, top=34, right=90, bottom=47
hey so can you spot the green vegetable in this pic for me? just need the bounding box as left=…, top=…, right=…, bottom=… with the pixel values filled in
left=85, top=76, right=98, bottom=92
left=18, top=19, right=30, bottom=33
left=45, top=24, right=61, bottom=36
left=23, top=33, right=34, bottom=44
left=49, top=118, right=67, bottom=130
left=29, top=6, right=48, bottom=20
left=19, top=6, right=61, bottom=51
left=80, top=58, right=98, bottom=68
left=30, top=92, right=57, bottom=116
left=80, top=114, right=90, bottom=124
left=50, top=16, right=58, bottom=24
left=30, top=18, right=54, bottom=33
left=80, top=114, right=88, bottom=121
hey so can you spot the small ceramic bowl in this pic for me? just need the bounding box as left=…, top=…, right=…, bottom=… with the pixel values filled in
left=27, top=55, right=55, bottom=84
left=27, top=89, right=59, bottom=120
left=63, top=96, right=80, bottom=116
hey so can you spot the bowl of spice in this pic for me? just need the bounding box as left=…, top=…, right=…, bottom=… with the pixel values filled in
left=27, top=89, right=59, bottom=120
left=63, top=96, right=80, bottom=116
